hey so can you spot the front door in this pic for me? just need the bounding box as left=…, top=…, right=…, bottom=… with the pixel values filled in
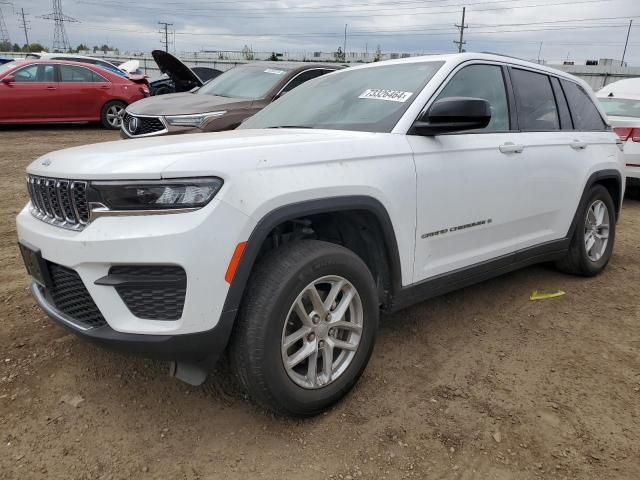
left=0, top=64, right=58, bottom=121
left=408, top=63, right=532, bottom=282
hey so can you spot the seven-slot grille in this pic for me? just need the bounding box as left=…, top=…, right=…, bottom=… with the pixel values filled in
left=27, top=175, right=90, bottom=229
left=122, top=112, right=166, bottom=137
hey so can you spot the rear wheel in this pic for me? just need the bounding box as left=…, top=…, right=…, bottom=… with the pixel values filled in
left=556, top=184, right=616, bottom=276
left=101, top=101, right=126, bottom=129
left=230, top=240, right=379, bottom=416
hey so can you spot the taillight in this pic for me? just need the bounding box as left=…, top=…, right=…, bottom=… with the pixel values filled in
left=614, top=127, right=640, bottom=142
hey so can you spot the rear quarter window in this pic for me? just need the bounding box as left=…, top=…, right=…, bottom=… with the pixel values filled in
left=561, top=80, right=607, bottom=131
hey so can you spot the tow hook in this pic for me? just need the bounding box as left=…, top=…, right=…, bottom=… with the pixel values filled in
left=169, top=360, right=209, bottom=386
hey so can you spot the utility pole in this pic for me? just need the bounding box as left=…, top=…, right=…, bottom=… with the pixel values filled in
left=19, top=8, right=30, bottom=47
left=537, top=41, right=543, bottom=64
left=454, top=7, right=467, bottom=53
left=621, top=19, right=632, bottom=67
left=343, top=23, right=348, bottom=62
left=159, top=21, right=173, bottom=52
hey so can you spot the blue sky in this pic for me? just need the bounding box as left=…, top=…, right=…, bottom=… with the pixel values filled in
left=2, top=0, right=639, bottom=64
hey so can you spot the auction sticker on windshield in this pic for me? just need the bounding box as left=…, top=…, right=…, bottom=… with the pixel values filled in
left=264, top=69, right=286, bottom=75
left=359, top=89, right=413, bottom=102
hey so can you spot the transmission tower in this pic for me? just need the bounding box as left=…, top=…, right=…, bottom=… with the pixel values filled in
left=0, top=6, right=10, bottom=45
left=40, top=0, right=78, bottom=52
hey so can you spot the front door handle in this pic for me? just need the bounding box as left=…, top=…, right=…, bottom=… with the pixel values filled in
left=499, top=142, right=524, bottom=154
left=45, top=86, right=56, bottom=90
left=570, top=140, right=587, bottom=150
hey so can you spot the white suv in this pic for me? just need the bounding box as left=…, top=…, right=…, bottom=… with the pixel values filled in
left=17, top=53, right=624, bottom=416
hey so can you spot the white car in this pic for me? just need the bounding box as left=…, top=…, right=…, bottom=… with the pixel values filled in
left=597, top=78, right=640, bottom=191
left=17, top=53, right=624, bottom=416
left=25, top=52, right=140, bottom=76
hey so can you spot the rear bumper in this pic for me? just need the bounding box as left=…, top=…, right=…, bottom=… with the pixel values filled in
left=32, top=282, right=236, bottom=362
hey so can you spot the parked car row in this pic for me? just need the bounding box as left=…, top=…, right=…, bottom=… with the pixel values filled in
left=17, top=53, right=625, bottom=416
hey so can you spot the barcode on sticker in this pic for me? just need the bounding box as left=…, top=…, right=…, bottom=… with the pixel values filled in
left=359, top=89, right=413, bottom=102
left=264, top=69, right=285, bottom=75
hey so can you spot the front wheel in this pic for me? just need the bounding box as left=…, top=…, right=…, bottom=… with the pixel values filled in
left=230, top=240, right=379, bottom=416
left=556, top=184, right=616, bottom=276
left=100, top=101, right=126, bottom=129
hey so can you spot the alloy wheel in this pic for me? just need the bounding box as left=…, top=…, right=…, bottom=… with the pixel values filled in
left=281, top=275, right=363, bottom=389
left=584, top=199, right=610, bottom=262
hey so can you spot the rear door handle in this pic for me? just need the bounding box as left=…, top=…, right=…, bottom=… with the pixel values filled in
left=45, top=86, right=56, bottom=90
left=499, top=142, right=524, bottom=154
left=570, top=140, right=587, bottom=150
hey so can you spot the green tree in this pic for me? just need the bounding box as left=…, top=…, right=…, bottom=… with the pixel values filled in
left=0, top=40, right=11, bottom=52
left=12, top=43, right=21, bottom=52
left=334, top=46, right=345, bottom=62
left=268, top=52, right=279, bottom=61
left=76, top=43, right=88, bottom=52
left=23, top=43, right=46, bottom=53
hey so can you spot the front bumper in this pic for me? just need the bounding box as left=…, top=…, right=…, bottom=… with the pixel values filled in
left=31, top=282, right=235, bottom=361
left=16, top=198, right=252, bottom=344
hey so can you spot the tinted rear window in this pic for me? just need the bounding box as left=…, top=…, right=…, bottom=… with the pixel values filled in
left=561, top=80, right=607, bottom=130
left=510, top=68, right=559, bottom=131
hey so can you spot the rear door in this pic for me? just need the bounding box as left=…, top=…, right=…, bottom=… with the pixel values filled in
left=507, top=68, right=593, bottom=242
left=0, top=64, right=58, bottom=121
left=57, top=64, right=110, bottom=120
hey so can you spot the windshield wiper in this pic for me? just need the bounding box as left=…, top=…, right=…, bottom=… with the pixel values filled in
left=267, top=125, right=314, bottom=129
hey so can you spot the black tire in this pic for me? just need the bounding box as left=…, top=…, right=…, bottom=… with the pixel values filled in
left=100, top=100, right=126, bottom=130
left=556, top=184, right=616, bottom=276
left=229, top=240, right=379, bottom=417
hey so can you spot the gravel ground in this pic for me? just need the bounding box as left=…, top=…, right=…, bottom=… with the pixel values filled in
left=1, top=126, right=639, bottom=480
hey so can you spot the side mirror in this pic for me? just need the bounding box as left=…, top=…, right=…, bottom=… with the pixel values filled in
left=2, top=75, right=16, bottom=85
left=411, top=97, right=491, bottom=136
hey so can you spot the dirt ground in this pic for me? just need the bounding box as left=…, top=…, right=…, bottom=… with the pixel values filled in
left=0, top=126, right=638, bottom=480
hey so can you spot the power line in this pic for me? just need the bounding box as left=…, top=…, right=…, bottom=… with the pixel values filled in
left=73, top=0, right=616, bottom=19
left=454, top=7, right=467, bottom=52
left=40, top=0, right=79, bottom=52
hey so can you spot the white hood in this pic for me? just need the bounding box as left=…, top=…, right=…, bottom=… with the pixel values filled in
left=27, top=129, right=387, bottom=180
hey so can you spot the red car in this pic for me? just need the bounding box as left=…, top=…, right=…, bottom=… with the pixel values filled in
left=0, top=59, right=149, bottom=129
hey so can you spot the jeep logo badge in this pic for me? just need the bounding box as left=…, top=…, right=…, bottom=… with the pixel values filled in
left=41, top=159, right=51, bottom=166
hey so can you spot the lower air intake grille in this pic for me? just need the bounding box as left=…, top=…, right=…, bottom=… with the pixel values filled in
left=109, top=266, right=187, bottom=321
left=48, top=263, right=106, bottom=329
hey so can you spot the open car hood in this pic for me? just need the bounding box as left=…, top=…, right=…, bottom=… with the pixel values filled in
left=152, top=50, right=202, bottom=87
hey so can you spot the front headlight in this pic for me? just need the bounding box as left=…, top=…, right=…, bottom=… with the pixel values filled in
left=165, top=111, right=226, bottom=128
left=89, top=177, right=223, bottom=211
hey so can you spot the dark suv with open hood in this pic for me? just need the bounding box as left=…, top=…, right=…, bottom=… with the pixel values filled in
left=121, top=61, right=342, bottom=138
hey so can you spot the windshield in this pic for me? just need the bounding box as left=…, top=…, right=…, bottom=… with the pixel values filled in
left=240, top=61, right=444, bottom=133
left=599, top=97, right=640, bottom=118
left=197, top=66, right=290, bottom=99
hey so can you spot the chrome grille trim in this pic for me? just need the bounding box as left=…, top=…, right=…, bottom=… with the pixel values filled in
left=26, top=175, right=88, bottom=231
